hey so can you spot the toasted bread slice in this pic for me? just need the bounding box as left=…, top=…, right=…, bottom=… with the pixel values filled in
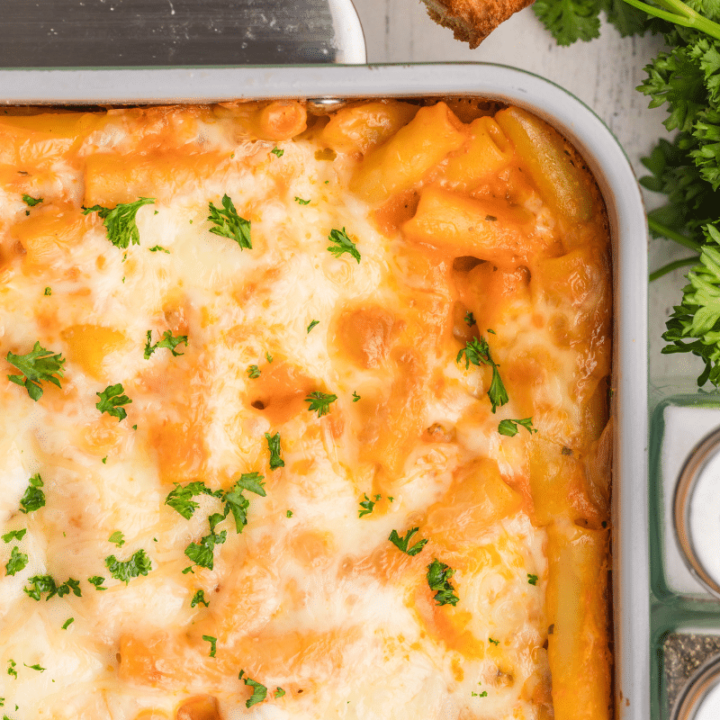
left=420, top=0, right=533, bottom=47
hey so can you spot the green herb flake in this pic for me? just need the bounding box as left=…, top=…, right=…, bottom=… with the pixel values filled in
left=203, top=634, right=217, bottom=658
left=96, top=383, right=132, bottom=422
left=286, top=510, right=293, bottom=518
left=24, top=575, right=81, bottom=601
left=527, top=573, right=539, bottom=585
left=456, top=337, right=509, bottom=413
left=498, top=418, right=537, bottom=437
left=426, top=558, right=459, bottom=606
left=7, top=660, right=16, bottom=679
left=7, top=342, right=65, bottom=401
left=327, top=227, right=361, bottom=263
left=271, top=147, right=284, bottom=158
left=305, top=391, right=337, bottom=417
left=488, top=637, right=500, bottom=645
left=265, top=351, right=273, bottom=363
left=307, top=319, right=320, bottom=333
left=5, top=546, right=28, bottom=577
left=191, top=590, right=209, bottom=608
left=108, top=531, right=125, bottom=548
left=389, top=527, right=428, bottom=556
left=352, top=391, right=360, bottom=402
left=208, top=194, right=252, bottom=250
left=83, top=197, right=155, bottom=249
left=247, top=364, right=261, bottom=379
left=275, top=687, right=286, bottom=698
left=62, top=617, right=74, bottom=629
left=464, top=311, right=476, bottom=326
left=19, top=474, right=45, bottom=514
left=88, top=575, right=107, bottom=591
left=101, top=456, right=107, bottom=464
left=264, top=431, right=285, bottom=469
left=23, top=663, right=44, bottom=672
left=359, top=493, right=380, bottom=518
left=165, top=481, right=223, bottom=520
left=295, top=197, right=311, bottom=205
left=239, top=670, right=268, bottom=708
left=185, top=531, right=226, bottom=571
left=22, top=194, right=43, bottom=207
left=2, top=529, right=26, bottom=543
left=105, top=549, right=152, bottom=585
left=144, top=330, right=188, bottom=360
left=44, top=287, right=52, bottom=296
left=149, top=245, right=170, bottom=253
left=472, top=691, right=488, bottom=697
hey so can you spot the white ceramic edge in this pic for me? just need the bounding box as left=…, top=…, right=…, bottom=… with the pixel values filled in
left=329, top=0, right=367, bottom=64
left=0, top=63, right=650, bottom=719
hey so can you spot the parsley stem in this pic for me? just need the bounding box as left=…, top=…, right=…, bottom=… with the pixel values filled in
left=621, top=0, right=720, bottom=40
left=649, top=256, right=699, bottom=282
left=648, top=218, right=702, bottom=252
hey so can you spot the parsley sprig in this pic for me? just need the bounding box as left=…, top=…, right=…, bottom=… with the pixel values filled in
left=6, top=342, right=65, bottom=401
left=389, top=527, right=428, bottom=556
left=19, top=474, right=45, bottom=514
left=165, top=481, right=223, bottom=519
left=264, top=431, right=285, bottom=469
left=22, top=194, right=43, bottom=207
left=96, top=383, right=132, bottom=421
left=83, top=197, right=155, bottom=249
left=305, top=391, right=338, bottom=417
left=498, top=417, right=537, bottom=437
left=208, top=195, right=252, bottom=250
left=327, top=227, right=361, bottom=263
left=359, top=493, right=380, bottom=518
left=144, top=330, right=188, bottom=359
left=426, top=558, right=460, bottom=606
left=24, top=575, right=81, bottom=601
left=105, top=549, right=152, bottom=585
left=239, top=670, right=268, bottom=708
left=456, top=337, right=509, bottom=413
left=5, top=547, right=28, bottom=576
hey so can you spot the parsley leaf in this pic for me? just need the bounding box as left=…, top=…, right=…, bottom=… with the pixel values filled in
left=305, top=391, right=337, bottom=417
left=83, top=197, right=155, bottom=249
left=191, top=589, right=209, bottom=608
left=184, top=531, right=226, bottom=571
left=105, top=549, right=152, bottom=585
left=295, top=197, right=311, bottom=205
left=359, top=493, right=380, bottom=518
left=389, top=527, right=428, bottom=556
left=352, top=391, right=361, bottom=402
left=24, top=575, right=81, bottom=601
left=108, top=531, right=125, bottom=548
left=266, top=351, right=273, bottom=363
left=239, top=671, right=268, bottom=708
left=498, top=418, right=537, bottom=437
left=2, top=529, right=26, bottom=543
left=271, top=147, right=284, bottom=157
left=96, top=383, right=132, bottom=421
left=165, top=481, right=223, bottom=520
left=62, top=617, right=74, bottom=629
left=327, top=227, right=361, bottom=263
left=275, top=687, right=286, bottom=698
left=528, top=573, right=539, bottom=585
left=6, top=342, right=65, bottom=401
left=144, top=330, right=188, bottom=359
left=488, top=637, right=500, bottom=645
left=44, top=287, right=52, bottom=296
left=426, top=558, right=460, bottom=606
left=22, top=194, right=43, bottom=207
left=203, top=634, right=217, bottom=658
left=19, top=474, right=45, bottom=514
left=7, top=660, right=16, bottom=679
left=464, top=311, right=476, bottom=326
left=208, top=195, right=252, bottom=250
left=88, top=575, right=107, bottom=591
left=456, top=337, right=509, bottom=413
left=286, top=510, right=293, bottom=518
left=307, top=319, right=320, bottom=333
left=533, top=0, right=601, bottom=46
left=223, top=473, right=266, bottom=533
left=149, top=245, right=170, bottom=253
left=472, top=691, right=488, bottom=697
left=5, top=546, right=28, bottom=576
left=247, top=364, right=261, bottom=379
left=23, top=663, right=44, bottom=672
left=264, top=431, right=285, bottom=469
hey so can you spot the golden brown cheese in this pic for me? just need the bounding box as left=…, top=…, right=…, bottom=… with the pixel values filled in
left=0, top=99, right=611, bottom=720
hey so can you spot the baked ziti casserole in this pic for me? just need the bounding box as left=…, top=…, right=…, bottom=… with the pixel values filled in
left=0, top=98, right=612, bottom=720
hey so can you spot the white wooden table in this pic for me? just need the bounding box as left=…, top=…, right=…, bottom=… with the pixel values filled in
left=353, top=0, right=697, bottom=387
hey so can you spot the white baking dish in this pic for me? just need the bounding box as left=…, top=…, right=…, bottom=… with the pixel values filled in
left=0, top=62, right=650, bottom=719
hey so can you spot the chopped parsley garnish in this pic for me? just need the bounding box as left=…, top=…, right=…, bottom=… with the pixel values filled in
left=108, top=531, right=125, bottom=548
left=23, top=664, right=44, bottom=672
left=271, top=147, right=284, bottom=157
left=190, top=590, right=209, bottom=608
left=327, top=227, right=361, bottom=263
left=104, top=549, right=152, bottom=585
left=144, top=330, right=188, bottom=359
left=44, top=287, right=52, bottom=296
left=102, top=456, right=107, bottom=464
left=24, top=575, right=81, bottom=601
left=275, top=687, right=286, bottom=698
left=83, top=197, right=155, bottom=249
left=239, top=670, right=268, bottom=708
left=389, top=527, right=428, bottom=556
left=295, top=197, right=311, bottom=205
left=7, top=660, right=16, bottom=679
left=22, top=194, right=43, bottom=207
left=203, top=634, right=217, bottom=658
left=286, top=510, right=293, bottom=518
left=223, top=472, right=266, bottom=532
left=2, top=529, right=26, bottom=543
left=149, top=245, right=170, bottom=253
left=62, top=617, right=74, bottom=629
left=185, top=531, right=226, bottom=571
left=165, top=481, right=223, bottom=520
left=359, top=493, right=380, bottom=518
left=472, top=691, right=488, bottom=697
left=264, top=432, right=285, bottom=469
left=305, top=391, right=337, bottom=417
left=19, top=474, right=45, bottom=514
left=352, top=391, right=360, bottom=402
left=247, top=364, right=261, bottom=379
left=96, top=383, right=132, bottom=422
left=7, top=342, right=65, bottom=401
left=498, top=418, right=537, bottom=437
left=5, top=547, right=28, bottom=577
left=88, top=576, right=107, bottom=591
left=464, top=311, right=476, bottom=326
left=456, top=337, right=509, bottom=413
left=527, top=573, right=539, bottom=585
left=208, top=194, right=252, bottom=250
left=307, top=320, right=320, bottom=333
left=426, top=559, right=459, bottom=606
left=265, top=351, right=273, bottom=363
left=488, top=637, right=500, bottom=646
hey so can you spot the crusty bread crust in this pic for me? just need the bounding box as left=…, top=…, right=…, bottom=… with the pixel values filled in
left=420, top=0, right=534, bottom=47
